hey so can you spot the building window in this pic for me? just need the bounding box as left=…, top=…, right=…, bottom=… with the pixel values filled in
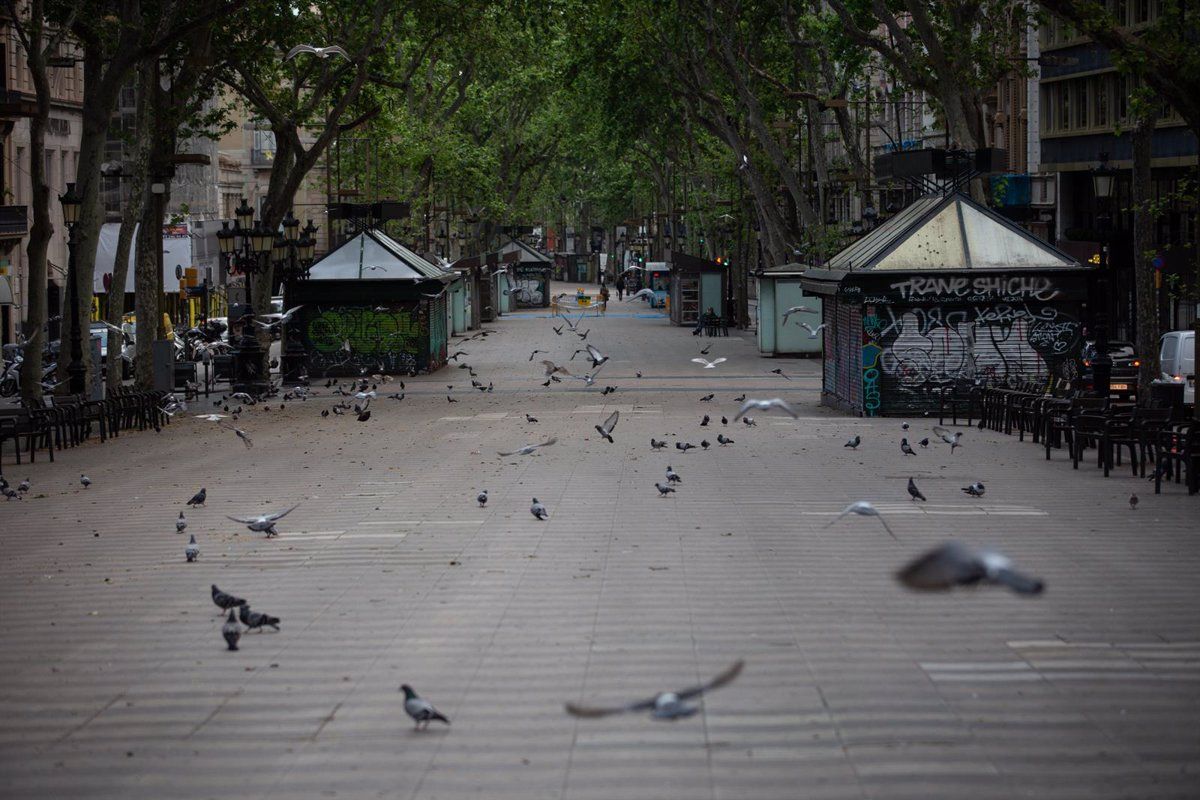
left=1058, top=82, right=1071, bottom=131
left=1074, top=81, right=1089, bottom=129
left=1093, top=76, right=1109, bottom=128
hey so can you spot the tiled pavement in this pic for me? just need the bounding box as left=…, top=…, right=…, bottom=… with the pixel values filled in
left=1, top=298, right=1198, bottom=799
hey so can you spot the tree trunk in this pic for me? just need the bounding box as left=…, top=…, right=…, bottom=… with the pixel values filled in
left=1131, top=107, right=1159, bottom=405
left=133, top=186, right=163, bottom=389
left=104, top=63, right=153, bottom=396
left=17, top=10, right=52, bottom=403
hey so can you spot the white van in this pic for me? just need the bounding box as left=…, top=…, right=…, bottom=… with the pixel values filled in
left=1159, top=330, right=1195, bottom=404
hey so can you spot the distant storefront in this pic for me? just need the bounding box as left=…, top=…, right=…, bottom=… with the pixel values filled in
left=801, top=192, right=1093, bottom=416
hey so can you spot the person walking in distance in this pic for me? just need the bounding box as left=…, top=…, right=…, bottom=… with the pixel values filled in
left=615, top=274, right=625, bottom=301
left=598, top=284, right=610, bottom=315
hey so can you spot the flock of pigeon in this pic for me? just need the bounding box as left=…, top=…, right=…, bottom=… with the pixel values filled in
left=1, top=291, right=1047, bottom=730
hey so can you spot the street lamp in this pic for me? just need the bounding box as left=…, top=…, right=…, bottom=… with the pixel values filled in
left=273, top=215, right=319, bottom=384
left=58, top=183, right=85, bottom=395
left=1089, top=153, right=1117, bottom=400
left=218, top=201, right=279, bottom=396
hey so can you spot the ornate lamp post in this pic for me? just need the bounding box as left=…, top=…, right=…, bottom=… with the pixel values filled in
left=274, top=214, right=318, bottom=384
left=1089, top=154, right=1117, bottom=399
left=217, top=198, right=274, bottom=396
left=58, top=183, right=84, bottom=395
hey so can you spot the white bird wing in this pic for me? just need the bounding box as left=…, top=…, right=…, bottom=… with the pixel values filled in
left=225, top=514, right=259, bottom=525
left=586, top=344, right=605, bottom=364
left=675, top=659, right=745, bottom=700
left=535, top=437, right=558, bottom=450
left=625, top=288, right=655, bottom=302
left=709, top=357, right=727, bottom=366
left=285, top=44, right=319, bottom=60
left=932, top=426, right=954, bottom=442
left=690, top=358, right=711, bottom=367
left=768, top=398, right=799, bottom=418
left=733, top=399, right=755, bottom=421
left=320, top=45, right=350, bottom=59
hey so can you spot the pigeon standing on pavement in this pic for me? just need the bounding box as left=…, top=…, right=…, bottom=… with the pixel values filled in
left=212, top=584, right=247, bottom=612
left=676, top=442, right=695, bottom=452
left=187, top=488, right=207, bottom=506
left=477, top=489, right=488, bottom=508
left=844, top=435, right=860, bottom=449
left=666, top=466, right=681, bottom=484
left=700, top=439, right=710, bottom=450
left=525, top=414, right=538, bottom=423
left=742, top=417, right=756, bottom=426
left=900, top=439, right=916, bottom=456
left=1129, top=493, right=1138, bottom=510
left=655, top=482, right=676, bottom=496
left=717, top=434, right=734, bottom=446
left=80, top=474, right=91, bottom=488
left=918, top=438, right=930, bottom=448
left=650, top=438, right=667, bottom=450
left=700, top=415, right=710, bottom=427
left=531, top=498, right=549, bottom=520
left=896, top=541, right=1044, bottom=595
left=176, top=512, right=187, bottom=533
left=962, top=482, right=986, bottom=497
left=907, top=478, right=927, bottom=502
left=222, top=610, right=241, bottom=651
left=401, top=684, right=450, bottom=730
left=17, top=477, right=30, bottom=494
left=565, top=660, right=744, bottom=721
left=699, top=393, right=715, bottom=402
left=185, top=534, right=199, bottom=562
left=239, top=605, right=281, bottom=632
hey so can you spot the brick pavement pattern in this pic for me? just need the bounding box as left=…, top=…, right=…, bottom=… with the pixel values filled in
left=1, top=297, right=1198, bottom=799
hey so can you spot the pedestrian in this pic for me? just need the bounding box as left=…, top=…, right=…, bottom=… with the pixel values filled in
left=598, top=284, right=610, bottom=315
left=615, top=275, right=625, bottom=301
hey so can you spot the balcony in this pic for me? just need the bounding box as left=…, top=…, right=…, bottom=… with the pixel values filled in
left=0, top=205, right=29, bottom=239
left=250, top=148, right=275, bottom=167
left=0, top=89, right=38, bottom=118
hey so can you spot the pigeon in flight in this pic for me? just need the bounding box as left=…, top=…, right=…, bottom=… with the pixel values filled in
left=222, top=422, right=253, bottom=448
left=896, top=541, right=1044, bottom=595
left=477, top=489, right=488, bottom=508
left=700, top=344, right=712, bottom=355
left=185, top=534, right=199, bottom=562
left=541, top=360, right=572, bottom=378
left=780, top=306, right=814, bottom=325
left=625, top=287, right=655, bottom=302
left=650, top=438, right=667, bottom=450
left=80, top=474, right=91, bottom=488
left=176, top=512, right=188, bottom=533
left=799, top=322, right=827, bottom=339
left=498, top=437, right=557, bottom=457
left=769, top=368, right=791, bottom=380
left=446, top=395, right=458, bottom=403
left=932, top=426, right=962, bottom=452
left=357, top=409, right=372, bottom=422
left=584, top=344, right=609, bottom=369
left=566, top=660, right=744, bottom=720
left=691, top=358, right=727, bottom=369
left=594, top=410, right=620, bottom=443
left=225, top=504, right=299, bottom=537
left=844, top=435, right=860, bottom=449
left=553, top=325, right=564, bottom=335
left=962, top=482, right=985, bottom=497
left=900, top=438, right=916, bottom=456
left=826, top=501, right=897, bottom=540
left=907, top=478, right=927, bottom=502
left=666, top=466, right=681, bottom=484
left=717, top=434, right=734, bottom=446
left=285, top=43, right=350, bottom=60
left=222, top=610, right=241, bottom=651
left=699, top=394, right=715, bottom=402
left=529, top=350, right=545, bottom=361
left=531, top=498, right=549, bottom=520
left=401, top=685, right=450, bottom=730
left=194, top=413, right=227, bottom=421
left=735, top=398, right=798, bottom=421
left=655, top=482, right=676, bottom=496
left=212, top=584, right=247, bottom=612
left=239, top=605, right=281, bottom=632
left=600, top=386, right=617, bottom=396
